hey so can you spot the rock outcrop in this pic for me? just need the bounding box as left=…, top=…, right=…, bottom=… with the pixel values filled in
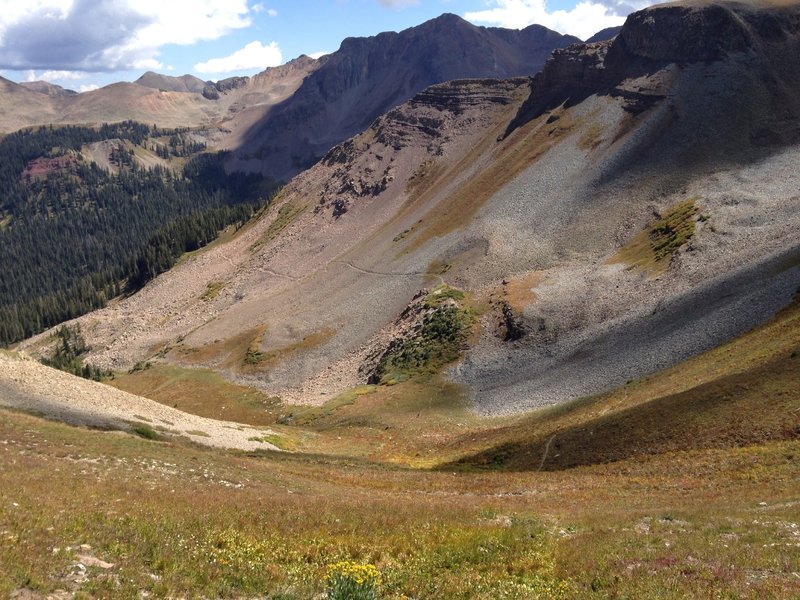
left=506, top=0, right=800, bottom=135
left=314, top=78, right=527, bottom=218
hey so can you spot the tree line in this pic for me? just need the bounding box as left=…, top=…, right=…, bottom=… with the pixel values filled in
left=0, top=122, right=274, bottom=346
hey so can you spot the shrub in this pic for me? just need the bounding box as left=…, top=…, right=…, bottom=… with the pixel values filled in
left=131, top=423, right=162, bottom=440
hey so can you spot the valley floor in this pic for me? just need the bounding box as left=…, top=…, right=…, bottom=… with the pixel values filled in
left=1, top=297, right=799, bottom=598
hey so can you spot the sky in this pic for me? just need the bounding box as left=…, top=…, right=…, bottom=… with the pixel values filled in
left=0, top=0, right=658, bottom=92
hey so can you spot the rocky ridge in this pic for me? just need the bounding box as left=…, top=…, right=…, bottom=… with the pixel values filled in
left=315, top=78, right=527, bottom=218
left=508, top=0, right=800, bottom=133
left=230, top=14, right=579, bottom=181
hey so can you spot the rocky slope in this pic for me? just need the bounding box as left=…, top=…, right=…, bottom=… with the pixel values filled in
left=18, top=77, right=531, bottom=401
left=12, top=0, right=800, bottom=417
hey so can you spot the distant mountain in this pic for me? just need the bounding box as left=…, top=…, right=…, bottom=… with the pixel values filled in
left=0, top=56, right=323, bottom=135
left=135, top=71, right=209, bottom=93
left=0, top=76, right=60, bottom=131
left=585, top=25, right=623, bottom=43
left=20, top=81, right=78, bottom=97
left=229, top=13, right=580, bottom=180
left=0, top=15, right=577, bottom=170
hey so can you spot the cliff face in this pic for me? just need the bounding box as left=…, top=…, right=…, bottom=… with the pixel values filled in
left=610, top=1, right=800, bottom=63
left=232, top=14, right=579, bottom=181
left=507, top=0, right=800, bottom=134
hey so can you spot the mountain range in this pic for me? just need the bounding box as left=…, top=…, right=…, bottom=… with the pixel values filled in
left=12, top=0, right=799, bottom=415
left=0, top=15, right=590, bottom=182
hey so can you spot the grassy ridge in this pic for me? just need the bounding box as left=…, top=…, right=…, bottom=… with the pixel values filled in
left=611, top=199, right=699, bottom=275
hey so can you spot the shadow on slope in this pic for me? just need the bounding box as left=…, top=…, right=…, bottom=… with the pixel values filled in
left=444, top=294, right=800, bottom=472
left=505, top=0, right=800, bottom=140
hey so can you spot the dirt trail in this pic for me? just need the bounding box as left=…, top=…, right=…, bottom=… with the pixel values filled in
left=0, top=353, right=279, bottom=452
left=333, top=260, right=444, bottom=284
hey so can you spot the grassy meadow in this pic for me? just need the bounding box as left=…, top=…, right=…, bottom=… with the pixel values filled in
left=1, top=299, right=799, bottom=598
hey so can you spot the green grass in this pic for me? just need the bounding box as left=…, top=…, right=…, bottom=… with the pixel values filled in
left=248, top=433, right=296, bottom=450
left=5, top=293, right=798, bottom=598
left=611, top=199, right=699, bottom=275
left=110, top=364, right=283, bottom=426
left=1, top=407, right=797, bottom=599
left=251, top=201, right=305, bottom=252
left=130, top=423, right=163, bottom=440
left=185, top=430, right=210, bottom=438
left=278, top=386, right=378, bottom=427
left=244, top=344, right=265, bottom=366
left=201, top=281, right=224, bottom=301
left=424, top=284, right=465, bottom=308
left=374, top=286, right=474, bottom=385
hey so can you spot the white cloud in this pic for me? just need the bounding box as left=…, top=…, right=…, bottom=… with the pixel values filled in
left=308, top=51, right=329, bottom=60
left=0, top=0, right=256, bottom=71
left=78, top=83, right=99, bottom=93
left=194, top=40, right=282, bottom=73
left=253, top=5, right=278, bottom=17
left=377, top=0, right=420, bottom=7
left=130, top=57, right=163, bottom=70
left=464, top=0, right=657, bottom=41
left=24, top=69, right=91, bottom=82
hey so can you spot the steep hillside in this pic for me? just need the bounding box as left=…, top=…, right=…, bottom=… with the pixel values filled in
left=17, top=78, right=530, bottom=396
left=228, top=14, right=579, bottom=180
left=15, top=1, right=800, bottom=418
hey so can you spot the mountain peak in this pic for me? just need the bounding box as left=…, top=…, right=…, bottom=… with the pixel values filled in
left=238, top=14, right=579, bottom=181
left=134, top=71, right=208, bottom=93
left=428, top=12, right=469, bottom=24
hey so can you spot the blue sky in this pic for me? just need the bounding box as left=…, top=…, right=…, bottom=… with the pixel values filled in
left=0, top=0, right=656, bottom=92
